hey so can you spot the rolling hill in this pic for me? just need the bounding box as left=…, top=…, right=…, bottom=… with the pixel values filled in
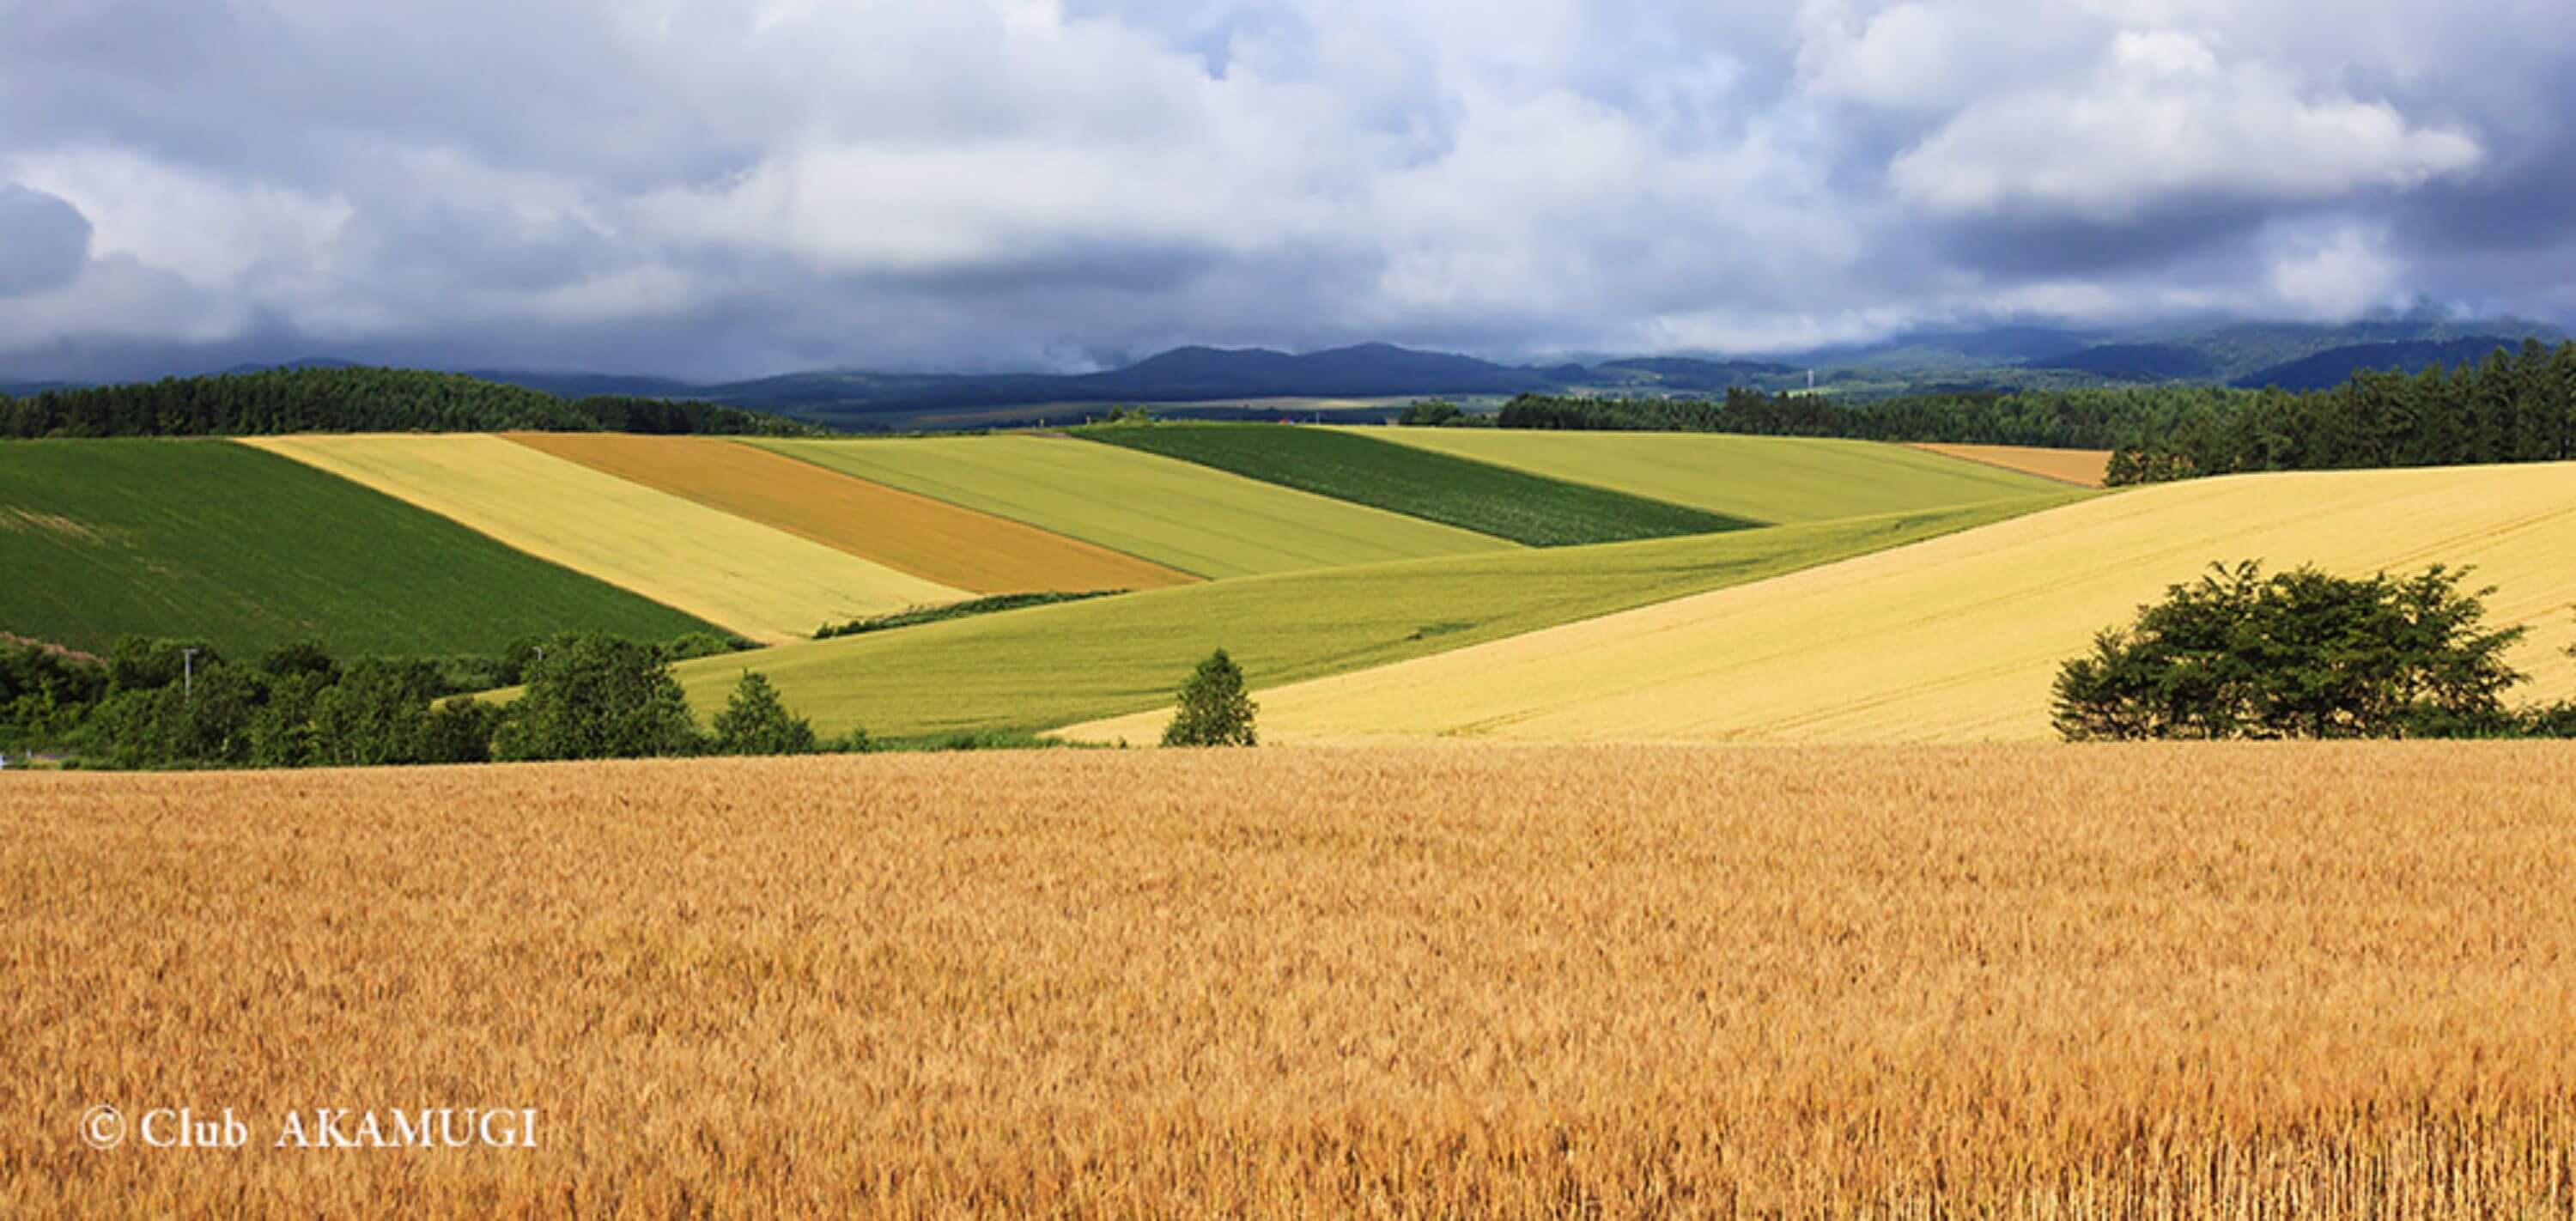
left=1078, top=423, right=1757, bottom=546
left=507, top=434, right=1197, bottom=596
left=1070, top=462, right=2576, bottom=745
left=0, top=439, right=716, bottom=656
left=246, top=434, right=972, bottom=643
left=751, top=435, right=1515, bottom=579
left=660, top=496, right=2069, bottom=740
left=1355, top=428, right=2075, bottom=522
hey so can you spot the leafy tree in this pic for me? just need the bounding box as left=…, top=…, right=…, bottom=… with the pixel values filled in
left=310, top=660, right=447, bottom=768
left=2052, top=562, right=2532, bottom=740
left=493, top=635, right=703, bottom=762
left=1162, top=648, right=1258, bottom=747
left=708, top=671, right=819, bottom=756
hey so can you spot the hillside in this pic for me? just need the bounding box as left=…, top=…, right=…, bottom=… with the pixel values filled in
left=0, top=440, right=715, bottom=656
left=661, top=497, right=2065, bottom=740
left=508, top=434, right=1197, bottom=595
left=246, top=435, right=971, bottom=643
left=2233, top=337, right=2534, bottom=391
left=1357, top=428, right=2071, bottom=522
left=1060, top=462, right=2576, bottom=744
left=752, top=435, right=1514, bottom=579
left=1078, top=423, right=1755, bottom=546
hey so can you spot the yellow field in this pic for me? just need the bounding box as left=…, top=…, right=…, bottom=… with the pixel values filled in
left=1907, top=442, right=2113, bottom=488
left=505, top=433, right=1196, bottom=595
left=8, top=744, right=2574, bottom=1217
left=244, top=435, right=971, bottom=643
left=1068, top=462, right=2576, bottom=744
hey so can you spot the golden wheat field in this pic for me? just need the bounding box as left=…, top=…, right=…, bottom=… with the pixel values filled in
left=7, top=744, right=2576, bottom=1218
left=1905, top=442, right=2113, bottom=488
left=1085, top=461, right=2576, bottom=745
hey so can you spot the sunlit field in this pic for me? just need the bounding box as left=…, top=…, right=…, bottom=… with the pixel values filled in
left=9, top=744, right=2573, bottom=1217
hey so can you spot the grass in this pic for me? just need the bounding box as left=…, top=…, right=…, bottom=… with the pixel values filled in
left=1905, top=441, right=2113, bottom=488
left=245, top=435, right=973, bottom=644
left=1081, top=422, right=1756, bottom=545
left=0, top=439, right=714, bottom=656
left=508, top=433, right=1196, bottom=595
left=1357, top=427, right=2080, bottom=520
left=660, top=496, right=2068, bottom=739
left=1147, top=461, right=2576, bottom=745
left=752, top=434, right=1514, bottom=580
left=9, top=743, right=2576, bottom=1216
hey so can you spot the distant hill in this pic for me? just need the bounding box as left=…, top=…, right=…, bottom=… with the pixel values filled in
left=1592, top=356, right=1801, bottom=391
left=2024, top=343, right=2220, bottom=380
left=710, top=343, right=1578, bottom=423
left=466, top=369, right=711, bottom=399
left=2232, top=337, right=2535, bottom=391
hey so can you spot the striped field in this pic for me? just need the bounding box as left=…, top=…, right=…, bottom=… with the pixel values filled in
left=664, top=497, right=2069, bottom=740
left=0, top=439, right=714, bottom=655
left=1062, top=462, right=2576, bottom=744
left=753, top=435, right=1515, bottom=580
left=507, top=434, right=1196, bottom=595
left=1356, top=428, right=2075, bottom=522
left=245, top=435, right=972, bottom=643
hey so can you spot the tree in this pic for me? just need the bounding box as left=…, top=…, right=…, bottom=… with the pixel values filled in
left=1162, top=648, right=1258, bottom=747
left=708, top=671, right=819, bottom=756
left=2052, top=561, right=2531, bottom=740
left=493, top=635, right=703, bottom=762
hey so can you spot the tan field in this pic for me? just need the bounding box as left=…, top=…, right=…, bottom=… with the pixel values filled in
left=507, top=433, right=1197, bottom=595
left=243, top=434, right=972, bottom=642
left=1907, top=442, right=2114, bottom=487
left=1071, top=461, right=2576, bottom=745
left=7, top=744, right=2575, bottom=1217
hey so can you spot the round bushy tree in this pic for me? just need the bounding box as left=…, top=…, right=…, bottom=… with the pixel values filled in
left=1162, top=648, right=1257, bottom=748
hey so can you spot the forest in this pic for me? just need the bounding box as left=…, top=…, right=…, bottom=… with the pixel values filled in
left=1493, top=339, right=2576, bottom=485
left=0, top=367, right=823, bottom=439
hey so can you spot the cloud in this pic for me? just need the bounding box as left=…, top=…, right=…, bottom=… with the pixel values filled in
left=1886, top=31, right=2482, bottom=221
left=0, top=0, right=2567, bottom=379
left=0, top=185, right=92, bottom=297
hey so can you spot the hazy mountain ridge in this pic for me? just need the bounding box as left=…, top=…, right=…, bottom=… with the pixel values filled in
left=9, top=319, right=2562, bottom=428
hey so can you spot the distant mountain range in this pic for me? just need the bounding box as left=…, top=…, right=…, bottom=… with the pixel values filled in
left=9, top=317, right=2562, bottom=430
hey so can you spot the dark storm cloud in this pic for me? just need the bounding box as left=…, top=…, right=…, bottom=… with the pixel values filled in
left=0, top=0, right=2570, bottom=380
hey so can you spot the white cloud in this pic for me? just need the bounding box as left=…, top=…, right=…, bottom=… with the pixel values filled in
left=0, top=0, right=2564, bottom=375
left=1886, top=30, right=2482, bottom=219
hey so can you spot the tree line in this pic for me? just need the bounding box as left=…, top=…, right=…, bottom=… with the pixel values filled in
left=0, top=367, right=825, bottom=440
left=1483, top=339, right=2576, bottom=484
left=0, top=632, right=847, bottom=770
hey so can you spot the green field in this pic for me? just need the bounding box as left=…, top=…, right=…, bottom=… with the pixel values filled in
left=666, top=496, right=2077, bottom=740
left=751, top=435, right=1513, bottom=580
left=0, top=440, right=717, bottom=656
left=1351, top=428, right=2075, bottom=522
left=1079, top=422, right=1756, bottom=545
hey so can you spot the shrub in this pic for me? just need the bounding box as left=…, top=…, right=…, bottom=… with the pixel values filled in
left=709, top=671, right=819, bottom=756
left=1163, top=648, right=1258, bottom=748
left=2052, top=561, right=2533, bottom=740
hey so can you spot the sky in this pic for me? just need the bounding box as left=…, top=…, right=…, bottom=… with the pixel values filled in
left=3, top=0, right=2573, bottom=381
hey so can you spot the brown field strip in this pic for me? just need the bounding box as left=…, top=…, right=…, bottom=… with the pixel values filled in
left=9, top=744, right=2576, bottom=1217
left=1905, top=442, right=2112, bottom=487
left=506, top=434, right=1196, bottom=595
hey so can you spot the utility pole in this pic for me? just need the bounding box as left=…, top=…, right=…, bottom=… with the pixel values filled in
left=181, top=647, right=199, bottom=702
